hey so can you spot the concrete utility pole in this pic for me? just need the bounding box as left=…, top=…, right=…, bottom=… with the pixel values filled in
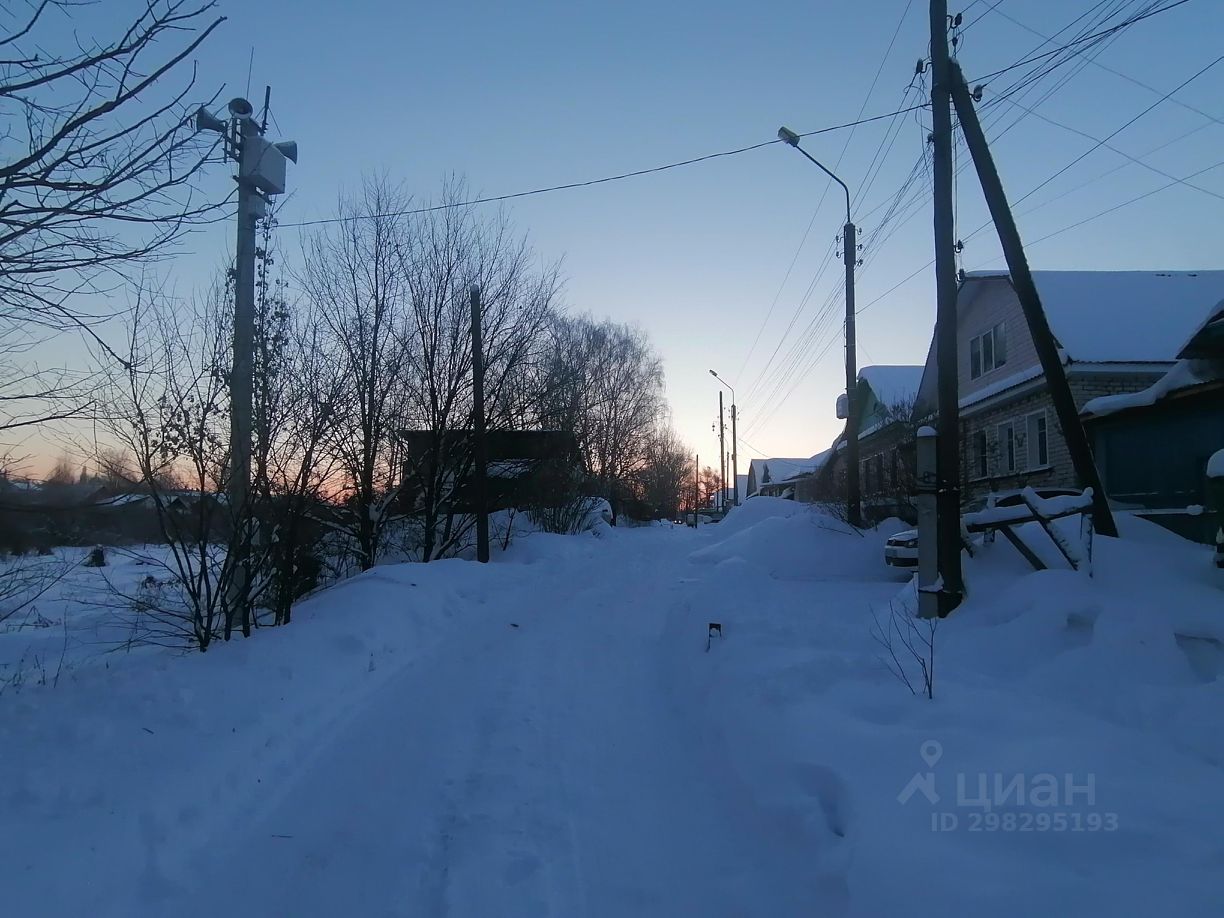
left=777, top=127, right=860, bottom=527
left=718, top=391, right=726, bottom=513
left=709, top=370, right=739, bottom=507
left=948, top=61, right=1118, bottom=538
left=929, top=0, right=965, bottom=614
left=470, top=285, right=490, bottom=563
left=196, top=95, right=297, bottom=638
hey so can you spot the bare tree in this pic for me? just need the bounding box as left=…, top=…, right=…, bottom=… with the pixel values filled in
left=870, top=600, right=937, bottom=699
left=537, top=316, right=664, bottom=520
left=0, top=1, right=226, bottom=436
left=394, top=180, right=559, bottom=561
left=250, top=228, right=346, bottom=623
left=634, top=425, right=692, bottom=519
left=299, top=177, right=414, bottom=571
left=97, top=279, right=240, bottom=649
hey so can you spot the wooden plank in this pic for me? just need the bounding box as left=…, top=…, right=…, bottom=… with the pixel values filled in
left=998, top=524, right=1047, bottom=572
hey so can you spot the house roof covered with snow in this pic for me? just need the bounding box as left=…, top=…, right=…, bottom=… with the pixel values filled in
left=748, top=453, right=830, bottom=492
left=1081, top=295, right=1224, bottom=420
left=857, top=365, right=924, bottom=409
left=964, top=269, right=1224, bottom=363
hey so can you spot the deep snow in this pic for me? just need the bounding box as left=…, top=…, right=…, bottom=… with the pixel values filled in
left=2, top=498, right=1223, bottom=916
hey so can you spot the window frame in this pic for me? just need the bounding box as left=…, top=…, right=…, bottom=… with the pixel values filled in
left=1026, top=410, right=1049, bottom=468
left=969, top=322, right=1008, bottom=380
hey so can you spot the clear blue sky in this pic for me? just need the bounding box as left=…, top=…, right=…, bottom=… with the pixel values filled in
left=22, top=0, right=1224, bottom=472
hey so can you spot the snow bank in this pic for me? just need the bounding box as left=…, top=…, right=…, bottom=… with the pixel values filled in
left=663, top=500, right=1224, bottom=916
left=690, top=499, right=903, bottom=582
left=1208, top=448, right=1224, bottom=479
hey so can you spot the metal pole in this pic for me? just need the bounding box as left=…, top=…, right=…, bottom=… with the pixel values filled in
left=930, top=0, right=965, bottom=613
left=731, top=402, right=738, bottom=506
left=948, top=60, right=1117, bottom=537
left=843, top=219, right=861, bottom=528
left=470, top=285, right=490, bottom=562
left=226, top=113, right=259, bottom=639
left=719, top=390, right=726, bottom=514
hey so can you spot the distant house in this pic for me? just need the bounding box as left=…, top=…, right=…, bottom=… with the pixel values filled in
left=746, top=455, right=828, bottom=499
left=913, top=269, right=1224, bottom=501
left=1081, top=297, right=1224, bottom=542
left=815, top=365, right=925, bottom=520
left=397, top=429, right=584, bottom=513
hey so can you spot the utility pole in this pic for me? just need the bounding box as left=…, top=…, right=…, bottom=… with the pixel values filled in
left=229, top=110, right=258, bottom=638
left=470, top=285, right=490, bottom=562
left=718, top=391, right=726, bottom=513
left=843, top=219, right=861, bottom=528
left=948, top=61, right=1117, bottom=537
left=930, top=0, right=965, bottom=614
left=731, top=402, right=738, bottom=507
left=196, top=95, right=297, bottom=638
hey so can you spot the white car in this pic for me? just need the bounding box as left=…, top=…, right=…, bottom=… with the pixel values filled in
left=884, top=530, right=919, bottom=568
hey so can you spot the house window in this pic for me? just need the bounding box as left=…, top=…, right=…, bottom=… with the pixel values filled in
left=975, top=429, right=989, bottom=479
left=969, top=323, right=1007, bottom=379
left=996, top=421, right=1017, bottom=473
left=1026, top=412, right=1048, bottom=467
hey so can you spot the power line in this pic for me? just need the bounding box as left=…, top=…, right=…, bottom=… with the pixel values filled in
left=989, top=1, right=1224, bottom=126
left=1009, top=50, right=1224, bottom=209
left=277, top=104, right=927, bottom=229
left=993, top=93, right=1224, bottom=202
left=969, top=0, right=1196, bottom=85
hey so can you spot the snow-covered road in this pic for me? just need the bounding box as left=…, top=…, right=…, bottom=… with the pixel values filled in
left=180, top=531, right=828, bottom=917
left=6, top=500, right=1223, bottom=917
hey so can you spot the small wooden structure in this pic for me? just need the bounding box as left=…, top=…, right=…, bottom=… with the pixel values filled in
left=962, top=488, right=1096, bottom=575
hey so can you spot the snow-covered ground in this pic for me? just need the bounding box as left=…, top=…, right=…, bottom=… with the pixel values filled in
left=2, top=498, right=1222, bottom=916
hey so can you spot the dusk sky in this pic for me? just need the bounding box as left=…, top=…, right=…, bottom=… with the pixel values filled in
left=23, top=0, right=1224, bottom=470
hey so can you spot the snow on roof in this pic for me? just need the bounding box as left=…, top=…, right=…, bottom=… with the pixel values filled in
left=858, top=365, right=924, bottom=408
left=1081, top=358, right=1219, bottom=419
left=964, top=269, right=1224, bottom=363
left=752, top=452, right=830, bottom=489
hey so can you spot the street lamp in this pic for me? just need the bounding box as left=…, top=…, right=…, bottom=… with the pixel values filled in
left=777, top=125, right=861, bottom=528
left=709, top=369, right=738, bottom=508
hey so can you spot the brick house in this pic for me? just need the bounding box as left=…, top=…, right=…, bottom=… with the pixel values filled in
left=812, top=365, right=925, bottom=520
left=913, top=269, right=1224, bottom=502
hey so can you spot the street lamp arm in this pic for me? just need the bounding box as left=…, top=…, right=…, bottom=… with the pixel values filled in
left=709, top=369, right=735, bottom=399
left=792, top=146, right=852, bottom=226
left=778, top=126, right=852, bottom=226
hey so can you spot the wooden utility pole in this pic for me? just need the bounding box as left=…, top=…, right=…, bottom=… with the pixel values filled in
left=730, top=403, right=738, bottom=507
left=930, top=0, right=965, bottom=613
left=948, top=61, right=1117, bottom=537
left=470, top=285, right=490, bottom=562
left=718, top=391, right=726, bottom=513
left=843, top=220, right=862, bottom=528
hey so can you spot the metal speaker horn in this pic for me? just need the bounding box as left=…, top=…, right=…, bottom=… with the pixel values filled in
left=227, top=97, right=254, bottom=118
left=273, top=140, right=298, bottom=164
left=195, top=106, right=226, bottom=134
